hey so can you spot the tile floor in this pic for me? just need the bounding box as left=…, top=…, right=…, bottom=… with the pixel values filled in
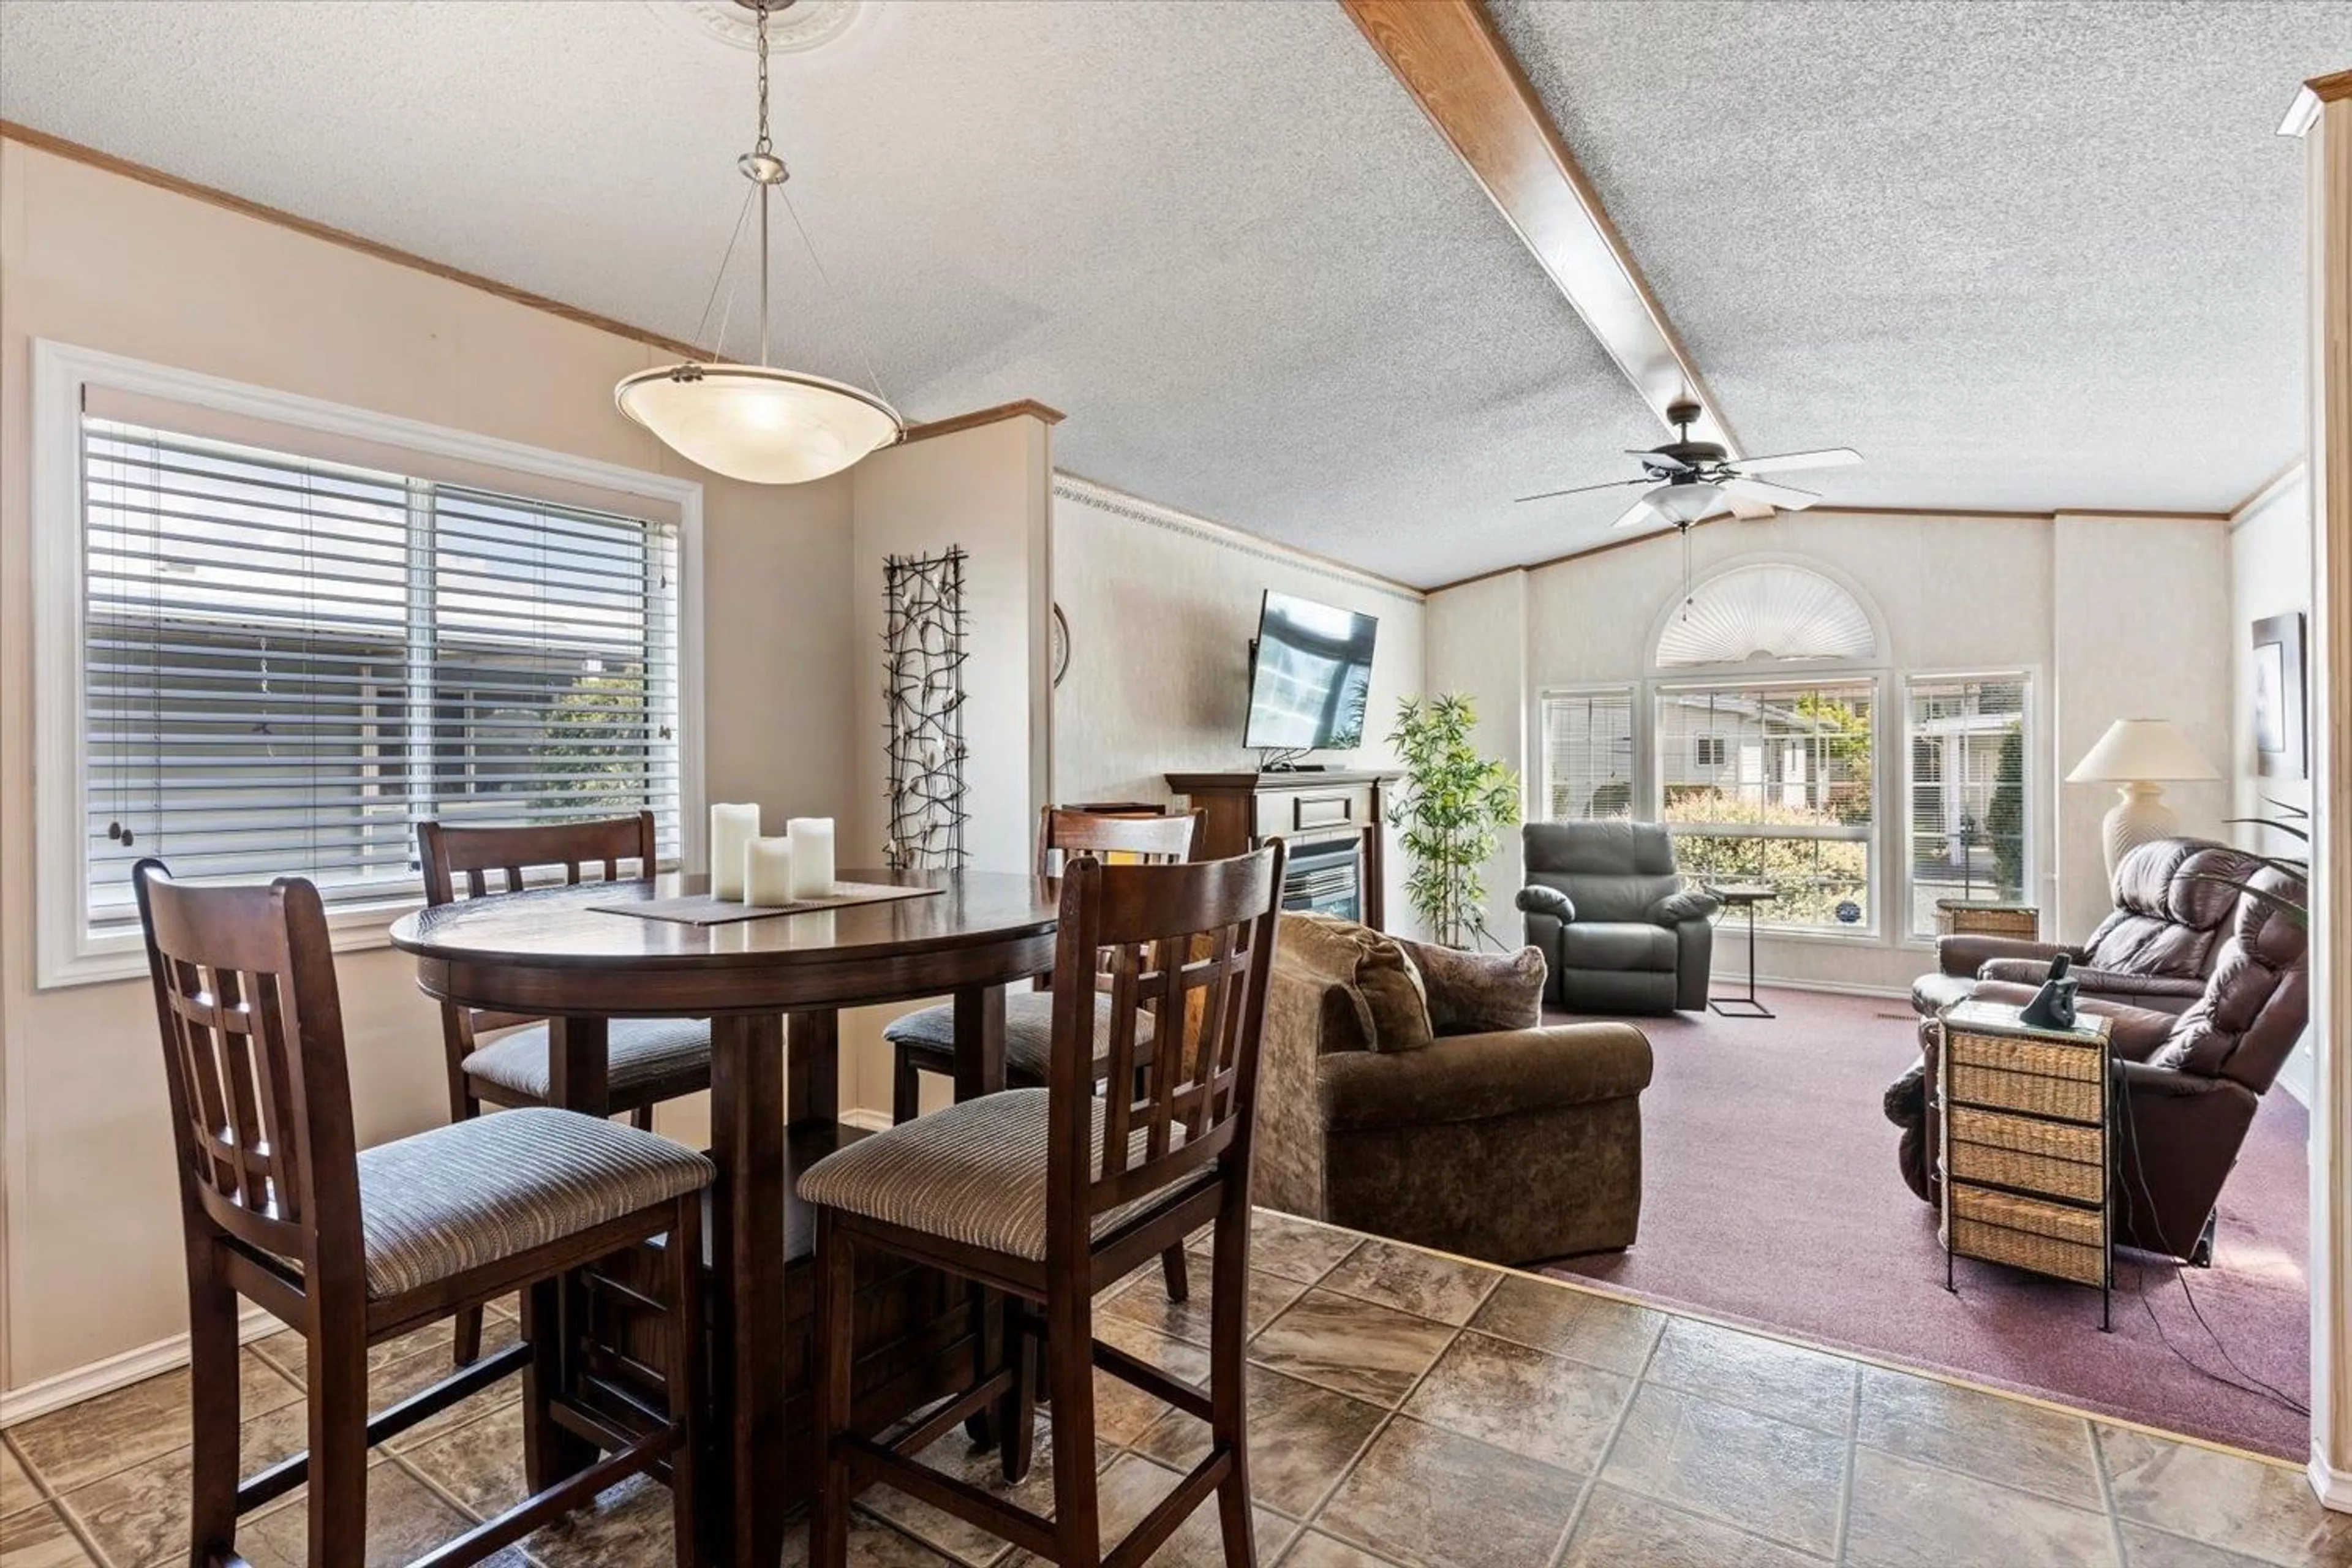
left=1, top=1212, right=2342, bottom=1567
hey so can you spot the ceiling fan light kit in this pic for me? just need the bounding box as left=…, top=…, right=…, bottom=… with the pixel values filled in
left=616, top=0, right=903, bottom=484
left=1518, top=397, right=1862, bottom=535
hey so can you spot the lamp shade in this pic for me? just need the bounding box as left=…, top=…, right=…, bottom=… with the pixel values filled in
left=1648, top=481, right=1724, bottom=526
left=615, top=363, right=902, bottom=485
left=2065, top=719, right=2220, bottom=784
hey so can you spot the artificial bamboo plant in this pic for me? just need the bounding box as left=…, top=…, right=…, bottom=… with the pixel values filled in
left=1385, top=693, right=1521, bottom=948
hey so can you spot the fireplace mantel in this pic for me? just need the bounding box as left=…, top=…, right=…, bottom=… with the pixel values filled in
left=1164, top=770, right=1398, bottom=929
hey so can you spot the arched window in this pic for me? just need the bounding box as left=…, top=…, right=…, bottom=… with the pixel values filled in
left=1654, top=562, right=1877, bottom=669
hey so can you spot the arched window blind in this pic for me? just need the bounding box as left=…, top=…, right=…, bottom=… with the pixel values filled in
left=82, top=417, right=680, bottom=932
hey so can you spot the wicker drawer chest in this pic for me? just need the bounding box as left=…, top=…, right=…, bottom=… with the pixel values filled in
left=1936, top=998, right=2115, bottom=1327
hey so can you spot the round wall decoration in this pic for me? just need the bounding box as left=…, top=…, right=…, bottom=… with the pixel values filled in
left=1051, top=603, right=1071, bottom=688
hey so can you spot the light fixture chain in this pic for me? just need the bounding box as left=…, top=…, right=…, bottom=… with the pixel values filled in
left=753, top=0, right=773, bottom=157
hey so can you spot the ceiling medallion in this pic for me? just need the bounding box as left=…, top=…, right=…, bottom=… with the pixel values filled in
left=657, top=0, right=868, bottom=55
left=619, top=0, right=902, bottom=484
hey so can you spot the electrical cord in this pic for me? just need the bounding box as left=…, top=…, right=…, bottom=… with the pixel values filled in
left=2111, top=1064, right=2310, bottom=1417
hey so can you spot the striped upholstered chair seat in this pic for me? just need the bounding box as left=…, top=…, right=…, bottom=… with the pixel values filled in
left=797, top=1088, right=1203, bottom=1262
left=354, top=1108, right=713, bottom=1298
left=461, top=1017, right=713, bottom=1103
left=881, top=993, right=1157, bottom=1085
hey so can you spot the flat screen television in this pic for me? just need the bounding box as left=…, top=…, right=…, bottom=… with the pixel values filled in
left=1243, top=590, right=1379, bottom=752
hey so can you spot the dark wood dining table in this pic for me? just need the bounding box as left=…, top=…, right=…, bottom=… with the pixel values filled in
left=389, top=867, right=1061, bottom=1568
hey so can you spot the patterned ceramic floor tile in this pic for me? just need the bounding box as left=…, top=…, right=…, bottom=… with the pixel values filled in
left=1192, top=1213, right=1368, bottom=1288
left=1557, top=1483, right=1829, bottom=1568
left=2118, top=1520, right=2288, bottom=1567
left=1465, top=1275, right=1664, bottom=1378
left=10, top=1353, right=303, bottom=1493
left=1844, top=1446, right=2121, bottom=1568
left=854, top=1415, right=1113, bottom=1568
left=1, top=1443, right=42, bottom=1521
left=1600, top=1383, right=1846, bottom=1557
left=1062, top=1451, right=1295, bottom=1568
left=2098, top=1425, right=2352, bottom=1567
left=1313, top=1415, right=1579, bottom=1568
left=1399, top=1329, right=1632, bottom=1476
left=232, top=1455, right=526, bottom=1568
left=0, top=1502, right=96, bottom=1568
left=1316, top=1238, right=1502, bottom=1326
left=1131, top=1365, right=1384, bottom=1520
left=1247, top=1291, right=1456, bottom=1406
left=1854, top=1366, right=2103, bottom=1510
left=1642, top=1319, right=1858, bottom=1438
left=518, top=1470, right=684, bottom=1568
left=1100, top=1265, right=1308, bottom=1348
left=398, top=1400, right=527, bottom=1523
left=51, top=1395, right=312, bottom=1568
left=1280, top=1532, right=1405, bottom=1567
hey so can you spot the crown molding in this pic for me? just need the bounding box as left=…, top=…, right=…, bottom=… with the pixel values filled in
left=1051, top=473, right=1425, bottom=603
left=900, top=400, right=1066, bottom=445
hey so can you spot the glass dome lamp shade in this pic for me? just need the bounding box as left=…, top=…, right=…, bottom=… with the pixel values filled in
left=1648, top=481, right=1724, bottom=526
left=617, top=0, right=902, bottom=486
left=614, top=363, right=902, bottom=485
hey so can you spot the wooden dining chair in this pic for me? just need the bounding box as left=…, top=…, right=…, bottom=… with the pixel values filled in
left=418, top=810, right=712, bottom=1362
left=801, top=843, right=1286, bottom=1568
left=883, top=806, right=1203, bottom=1126
left=134, top=861, right=710, bottom=1568
left=886, top=806, right=1203, bottom=1305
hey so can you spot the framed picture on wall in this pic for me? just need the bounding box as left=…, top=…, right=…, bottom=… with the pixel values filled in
left=2252, top=611, right=2307, bottom=779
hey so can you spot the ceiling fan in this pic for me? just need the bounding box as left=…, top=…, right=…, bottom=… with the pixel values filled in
left=1517, top=399, right=1863, bottom=531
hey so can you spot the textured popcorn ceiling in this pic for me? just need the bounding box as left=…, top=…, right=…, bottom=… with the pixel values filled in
left=2, top=2, right=2346, bottom=587
left=1490, top=0, right=2352, bottom=527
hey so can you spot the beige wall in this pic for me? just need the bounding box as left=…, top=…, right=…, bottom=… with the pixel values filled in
left=1049, top=478, right=1427, bottom=935
left=1428, top=507, right=2230, bottom=995
left=2049, top=514, right=2233, bottom=938
left=2227, top=473, right=2315, bottom=1102
left=0, top=141, right=860, bottom=1390
left=839, top=417, right=1056, bottom=1118
left=1423, top=568, right=1529, bottom=944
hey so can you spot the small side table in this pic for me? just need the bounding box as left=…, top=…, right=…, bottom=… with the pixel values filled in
left=1936, top=998, right=2115, bottom=1329
left=1706, top=883, right=1776, bottom=1019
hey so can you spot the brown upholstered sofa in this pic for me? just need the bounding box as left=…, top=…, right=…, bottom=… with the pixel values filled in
left=1252, top=914, right=1653, bottom=1265
left=1887, top=841, right=2307, bottom=1264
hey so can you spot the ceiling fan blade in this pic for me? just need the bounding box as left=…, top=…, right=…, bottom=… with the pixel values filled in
left=1607, top=494, right=1659, bottom=530
left=1515, top=477, right=1651, bottom=504
left=1630, top=448, right=1694, bottom=471
left=1732, top=447, right=1862, bottom=476
left=1721, top=477, right=1822, bottom=511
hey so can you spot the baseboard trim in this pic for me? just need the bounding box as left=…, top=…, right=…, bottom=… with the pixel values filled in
left=0, top=1304, right=285, bottom=1427
left=2311, top=1446, right=2352, bottom=1513
left=840, top=1107, right=893, bottom=1133
left=1743, top=973, right=1914, bottom=1001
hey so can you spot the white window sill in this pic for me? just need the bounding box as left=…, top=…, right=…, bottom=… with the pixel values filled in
left=42, top=895, right=427, bottom=991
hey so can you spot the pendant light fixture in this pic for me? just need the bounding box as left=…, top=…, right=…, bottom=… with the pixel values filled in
left=616, top=0, right=902, bottom=484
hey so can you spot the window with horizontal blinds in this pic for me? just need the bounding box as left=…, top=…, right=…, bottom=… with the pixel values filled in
left=1905, top=673, right=2029, bottom=937
left=1654, top=678, right=1877, bottom=933
left=1539, top=688, right=1635, bottom=821
left=82, top=418, right=680, bottom=931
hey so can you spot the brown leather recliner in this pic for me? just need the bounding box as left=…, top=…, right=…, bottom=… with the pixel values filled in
left=1911, top=837, right=2252, bottom=1023
left=1887, top=861, right=2308, bottom=1263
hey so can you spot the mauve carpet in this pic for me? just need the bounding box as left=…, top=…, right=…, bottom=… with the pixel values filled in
left=1540, top=986, right=2312, bottom=1460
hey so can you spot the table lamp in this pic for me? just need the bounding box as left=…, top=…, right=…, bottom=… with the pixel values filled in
left=2066, top=719, right=2219, bottom=877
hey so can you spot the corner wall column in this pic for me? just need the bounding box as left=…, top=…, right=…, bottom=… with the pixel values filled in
left=2298, top=67, right=2352, bottom=1511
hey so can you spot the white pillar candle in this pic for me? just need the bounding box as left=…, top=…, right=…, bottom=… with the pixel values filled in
left=786, top=817, right=836, bottom=900
left=745, top=836, right=796, bottom=907
left=708, top=802, right=761, bottom=901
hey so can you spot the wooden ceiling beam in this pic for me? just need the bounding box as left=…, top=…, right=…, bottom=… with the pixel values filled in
left=1340, top=0, right=1737, bottom=453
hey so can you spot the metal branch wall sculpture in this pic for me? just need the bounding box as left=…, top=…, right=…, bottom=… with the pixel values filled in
left=882, top=548, right=970, bottom=871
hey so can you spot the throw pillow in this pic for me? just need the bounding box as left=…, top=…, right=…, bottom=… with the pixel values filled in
left=1396, top=938, right=1547, bottom=1035
left=1278, top=913, right=1434, bottom=1053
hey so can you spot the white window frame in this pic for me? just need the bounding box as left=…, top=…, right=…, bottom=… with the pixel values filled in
left=1534, top=682, right=1640, bottom=823
left=32, top=340, right=707, bottom=989
left=1898, top=666, right=2045, bottom=946
left=1651, top=671, right=1888, bottom=939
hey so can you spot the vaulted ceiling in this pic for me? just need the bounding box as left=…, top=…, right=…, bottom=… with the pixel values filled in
left=2, top=1, right=2347, bottom=587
